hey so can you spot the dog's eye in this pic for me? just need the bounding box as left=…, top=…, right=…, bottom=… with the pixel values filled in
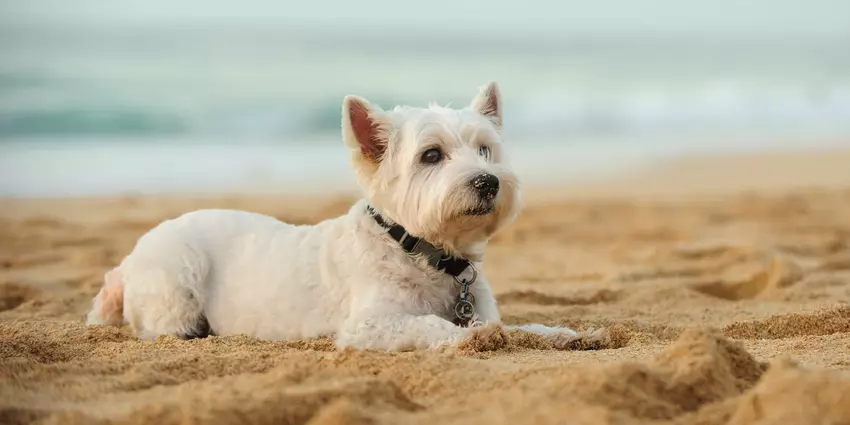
left=478, top=145, right=491, bottom=159
left=421, top=148, right=443, bottom=164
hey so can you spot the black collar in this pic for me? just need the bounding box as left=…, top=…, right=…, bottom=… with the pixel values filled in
left=366, top=205, right=471, bottom=277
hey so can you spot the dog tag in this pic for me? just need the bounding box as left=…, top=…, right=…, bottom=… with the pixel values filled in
left=455, top=300, right=475, bottom=320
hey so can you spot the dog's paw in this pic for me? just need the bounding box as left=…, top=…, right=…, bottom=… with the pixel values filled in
left=550, top=327, right=610, bottom=350
left=457, top=323, right=508, bottom=352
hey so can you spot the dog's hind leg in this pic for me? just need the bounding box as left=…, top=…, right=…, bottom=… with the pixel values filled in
left=119, top=242, right=214, bottom=340
left=86, top=268, right=126, bottom=327
left=121, top=268, right=212, bottom=340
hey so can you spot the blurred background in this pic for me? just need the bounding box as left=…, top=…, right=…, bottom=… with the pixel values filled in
left=1, top=0, right=849, bottom=197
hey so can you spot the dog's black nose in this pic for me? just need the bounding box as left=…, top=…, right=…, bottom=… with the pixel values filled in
left=471, top=173, right=500, bottom=200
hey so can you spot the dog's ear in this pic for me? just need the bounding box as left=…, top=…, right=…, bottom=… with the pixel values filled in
left=342, top=95, right=391, bottom=163
left=471, top=81, right=502, bottom=130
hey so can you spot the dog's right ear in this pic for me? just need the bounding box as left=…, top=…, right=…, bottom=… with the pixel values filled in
left=342, top=95, right=390, bottom=164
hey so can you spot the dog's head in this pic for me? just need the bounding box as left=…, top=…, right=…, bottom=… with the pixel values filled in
left=342, top=82, right=521, bottom=256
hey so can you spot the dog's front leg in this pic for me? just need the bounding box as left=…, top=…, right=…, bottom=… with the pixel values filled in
left=470, top=280, right=578, bottom=349
left=334, top=281, right=511, bottom=352
left=469, top=278, right=501, bottom=324
left=335, top=312, right=468, bottom=351
left=504, top=323, right=579, bottom=349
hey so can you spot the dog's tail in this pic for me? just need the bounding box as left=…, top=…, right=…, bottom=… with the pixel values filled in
left=86, top=267, right=125, bottom=327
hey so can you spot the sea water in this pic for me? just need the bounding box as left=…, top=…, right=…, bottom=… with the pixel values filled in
left=1, top=22, right=849, bottom=197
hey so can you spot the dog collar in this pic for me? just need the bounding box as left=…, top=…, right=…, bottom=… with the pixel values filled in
left=366, top=205, right=471, bottom=277
left=366, top=205, right=478, bottom=327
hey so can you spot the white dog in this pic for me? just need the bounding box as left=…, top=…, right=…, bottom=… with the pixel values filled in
left=86, top=82, right=578, bottom=351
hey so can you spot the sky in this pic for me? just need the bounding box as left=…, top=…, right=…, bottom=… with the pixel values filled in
left=2, top=0, right=850, bottom=40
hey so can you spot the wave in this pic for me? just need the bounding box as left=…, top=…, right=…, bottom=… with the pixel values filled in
left=0, top=107, right=187, bottom=137
left=2, top=87, right=850, bottom=140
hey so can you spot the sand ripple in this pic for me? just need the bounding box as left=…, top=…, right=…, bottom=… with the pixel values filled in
left=2, top=187, right=850, bottom=424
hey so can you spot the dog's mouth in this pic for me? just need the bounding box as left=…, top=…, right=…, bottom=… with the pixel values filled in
left=464, top=202, right=495, bottom=216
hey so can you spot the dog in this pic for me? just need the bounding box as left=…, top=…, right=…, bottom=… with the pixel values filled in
left=85, top=82, right=580, bottom=351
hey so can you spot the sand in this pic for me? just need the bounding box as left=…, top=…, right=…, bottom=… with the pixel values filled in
left=2, top=149, right=850, bottom=425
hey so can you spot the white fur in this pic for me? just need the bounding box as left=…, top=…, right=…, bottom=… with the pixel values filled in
left=86, top=82, right=576, bottom=350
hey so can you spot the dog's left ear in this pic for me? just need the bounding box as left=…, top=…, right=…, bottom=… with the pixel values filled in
left=342, top=95, right=392, bottom=164
left=471, top=81, right=502, bottom=130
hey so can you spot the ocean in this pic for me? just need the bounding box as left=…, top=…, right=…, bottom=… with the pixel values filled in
left=2, top=23, right=849, bottom=197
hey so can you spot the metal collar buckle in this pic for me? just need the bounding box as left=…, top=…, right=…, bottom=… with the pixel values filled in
left=397, top=231, right=421, bottom=253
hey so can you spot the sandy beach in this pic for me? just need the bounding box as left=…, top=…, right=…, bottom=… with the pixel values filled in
left=2, top=149, right=850, bottom=425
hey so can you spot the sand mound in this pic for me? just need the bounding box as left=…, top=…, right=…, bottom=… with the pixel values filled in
left=3, top=186, right=850, bottom=424
left=722, top=305, right=850, bottom=339
left=8, top=324, right=839, bottom=425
